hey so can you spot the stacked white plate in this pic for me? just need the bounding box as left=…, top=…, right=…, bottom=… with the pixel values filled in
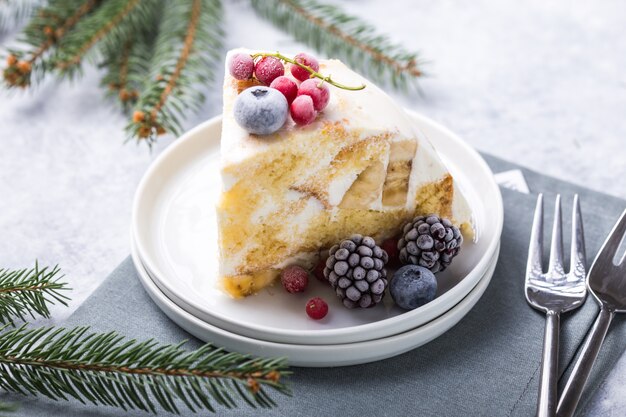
left=131, top=112, right=503, bottom=367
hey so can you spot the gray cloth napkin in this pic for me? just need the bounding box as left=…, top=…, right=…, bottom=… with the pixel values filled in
left=3, top=154, right=625, bottom=417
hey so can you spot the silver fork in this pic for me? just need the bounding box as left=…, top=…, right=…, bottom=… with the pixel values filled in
left=556, top=208, right=626, bottom=417
left=525, top=194, right=587, bottom=417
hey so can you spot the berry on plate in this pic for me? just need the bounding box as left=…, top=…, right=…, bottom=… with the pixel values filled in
left=297, top=79, right=330, bottom=111
left=324, top=235, right=389, bottom=309
left=390, top=265, right=437, bottom=310
left=290, top=95, right=317, bottom=126
left=281, top=265, right=309, bottom=293
left=398, top=215, right=463, bottom=273
left=254, top=56, right=284, bottom=85
left=270, top=76, right=298, bottom=104
left=291, top=52, right=320, bottom=81
left=305, top=297, right=328, bottom=320
left=233, top=86, right=288, bottom=135
left=228, top=53, right=254, bottom=80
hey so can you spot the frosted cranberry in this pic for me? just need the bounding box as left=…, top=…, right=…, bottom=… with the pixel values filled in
left=290, top=52, right=319, bottom=81
left=228, top=53, right=254, bottom=80
left=290, top=95, right=317, bottom=126
left=297, top=79, right=330, bottom=111
left=270, top=76, right=298, bottom=104
left=254, top=56, right=284, bottom=85
left=281, top=265, right=309, bottom=293
left=306, top=297, right=329, bottom=320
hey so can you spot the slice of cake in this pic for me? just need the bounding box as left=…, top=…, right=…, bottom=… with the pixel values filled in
left=217, top=49, right=472, bottom=298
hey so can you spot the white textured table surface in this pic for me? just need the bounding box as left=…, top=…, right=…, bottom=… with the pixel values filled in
left=1, top=0, right=624, bottom=415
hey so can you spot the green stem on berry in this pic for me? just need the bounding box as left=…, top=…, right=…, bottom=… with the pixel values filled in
left=251, top=51, right=366, bottom=91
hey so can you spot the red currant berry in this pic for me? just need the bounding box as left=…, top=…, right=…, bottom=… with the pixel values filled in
left=281, top=265, right=309, bottom=293
left=270, top=76, right=298, bottom=104
left=254, top=56, right=284, bottom=85
left=313, top=257, right=327, bottom=282
left=382, top=237, right=400, bottom=266
left=297, top=79, right=330, bottom=112
left=228, top=53, right=254, bottom=80
left=290, top=52, right=320, bottom=82
left=306, top=297, right=328, bottom=320
left=290, top=95, right=317, bottom=126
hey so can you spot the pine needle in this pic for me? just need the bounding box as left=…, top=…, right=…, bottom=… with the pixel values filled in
left=250, top=0, right=424, bottom=89
left=0, top=325, right=291, bottom=414
left=0, top=264, right=70, bottom=326
left=2, top=0, right=102, bottom=88
left=99, top=25, right=158, bottom=111
left=127, top=0, right=223, bottom=145
left=53, top=0, right=160, bottom=76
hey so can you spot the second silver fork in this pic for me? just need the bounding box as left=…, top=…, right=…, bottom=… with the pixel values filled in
left=525, top=194, right=587, bottom=417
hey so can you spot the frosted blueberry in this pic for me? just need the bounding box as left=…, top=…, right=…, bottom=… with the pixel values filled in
left=233, top=86, right=288, bottom=135
left=390, top=265, right=437, bottom=310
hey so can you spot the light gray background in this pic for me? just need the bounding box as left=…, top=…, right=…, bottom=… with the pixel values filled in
left=0, top=0, right=624, bottom=415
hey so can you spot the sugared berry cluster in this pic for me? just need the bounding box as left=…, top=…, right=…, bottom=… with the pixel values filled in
left=279, top=215, right=464, bottom=321
left=323, top=235, right=389, bottom=309
left=229, top=52, right=337, bottom=135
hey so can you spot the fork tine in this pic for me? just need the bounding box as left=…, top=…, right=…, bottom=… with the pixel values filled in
left=548, top=195, right=564, bottom=276
left=526, top=194, right=544, bottom=277
left=569, top=194, right=586, bottom=275
left=613, top=210, right=626, bottom=268
left=594, top=209, right=626, bottom=268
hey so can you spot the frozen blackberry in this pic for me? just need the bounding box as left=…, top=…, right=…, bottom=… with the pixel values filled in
left=323, top=234, right=389, bottom=309
left=398, top=215, right=463, bottom=273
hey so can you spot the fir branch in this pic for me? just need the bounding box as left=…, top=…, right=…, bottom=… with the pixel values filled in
left=0, top=264, right=70, bottom=326
left=104, top=39, right=137, bottom=104
left=52, top=0, right=160, bottom=76
left=0, top=326, right=290, bottom=414
left=99, top=28, right=156, bottom=111
left=98, top=2, right=160, bottom=110
left=250, top=0, right=424, bottom=88
left=2, top=0, right=101, bottom=88
left=128, top=0, right=223, bottom=145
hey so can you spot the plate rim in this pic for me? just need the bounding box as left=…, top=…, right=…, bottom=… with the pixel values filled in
left=131, top=112, right=504, bottom=344
left=131, top=237, right=500, bottom=367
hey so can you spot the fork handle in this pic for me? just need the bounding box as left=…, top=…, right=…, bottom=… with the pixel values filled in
left=556, top=306, right=615, bottom=417
left=537, top=311, right=560, bottom=417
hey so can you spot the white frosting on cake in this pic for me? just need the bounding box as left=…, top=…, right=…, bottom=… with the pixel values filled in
left=222, top=48, right=419, bottom=168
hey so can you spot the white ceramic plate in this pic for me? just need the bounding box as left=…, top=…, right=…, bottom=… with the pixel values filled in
left=132, top=112, right=503, bottom=345
left=132, top=237, right=500, bottom=367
